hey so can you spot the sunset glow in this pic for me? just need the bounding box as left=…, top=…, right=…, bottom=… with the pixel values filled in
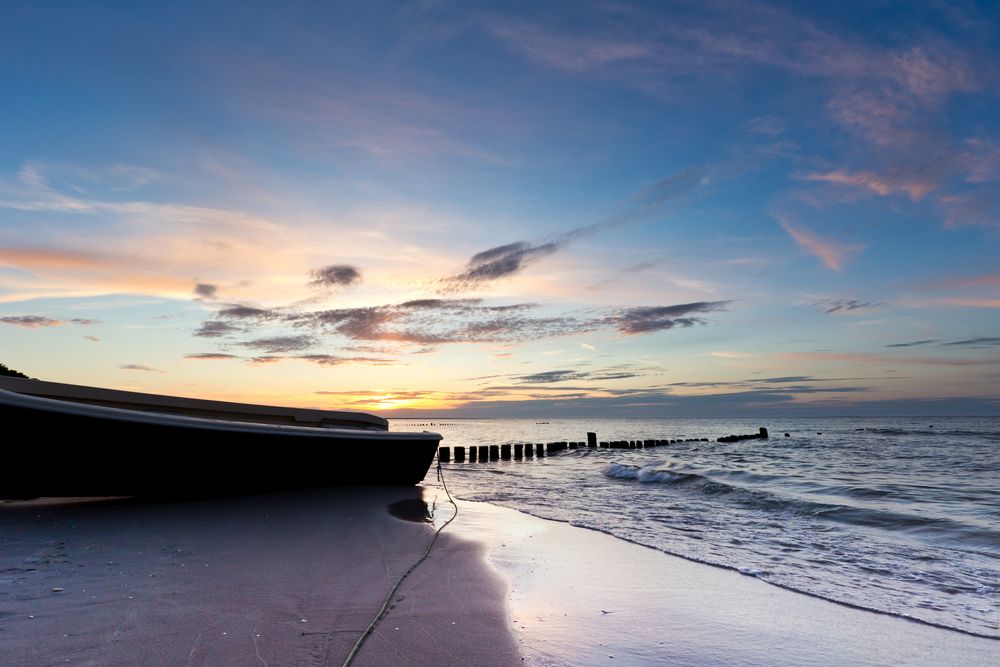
left=1, top=2, right=998, bottom=416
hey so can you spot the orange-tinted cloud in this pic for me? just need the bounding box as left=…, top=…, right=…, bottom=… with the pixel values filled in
left=0, top=248, right=110, bottom=271
left=0, top=246, right=195, bottom=302
left=801, top=169, right=937, bottom=201
left=0, top=314, right=100, bottom=328
left=926, top=297, right=1000, bottom=309
left=920, top=271, right=1000, bottom=291
left=777, top=217, right=863, bottom=271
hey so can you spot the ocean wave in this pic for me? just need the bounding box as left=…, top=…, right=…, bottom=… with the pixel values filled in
left=600, top=463, right=1000, bottom=551
left=856, top=427, right=1000, bottom=439
left=602, top=463, right=697, bottom=484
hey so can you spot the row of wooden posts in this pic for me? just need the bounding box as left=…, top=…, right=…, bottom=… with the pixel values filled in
left=438, top=431, right=719, bottom=463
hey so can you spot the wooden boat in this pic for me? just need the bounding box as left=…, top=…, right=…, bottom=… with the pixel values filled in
left=0, top=377, right=442, bottom=496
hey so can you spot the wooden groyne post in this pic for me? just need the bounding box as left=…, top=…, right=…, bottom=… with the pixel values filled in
left=717, top=427, right=770, bottom=443
left=438, top=429, right=768, bottom=464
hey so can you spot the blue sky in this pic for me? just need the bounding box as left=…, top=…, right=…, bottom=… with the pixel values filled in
left=1, top=1, right=998, bottom=416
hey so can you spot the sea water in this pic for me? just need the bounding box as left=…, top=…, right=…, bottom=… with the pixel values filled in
left=393, top=416, right=1000, bottom=638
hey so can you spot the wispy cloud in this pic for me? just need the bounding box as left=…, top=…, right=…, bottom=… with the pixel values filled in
left=939, top=190, right=1000, bottom=229
left=515, top=369, right=591, bottom=384
left=807, top=298, right=882, bottom=315
left=240, top=335, right=317, bottom=354
left=900, top=270, right=1000, bottom=311
left=225, top=55, right=510, bottom=165
left=942, top=337, right=1000, bottom=348
left=782, top=351, right=1000, bottom=367
left=189, top=295, right=730, bottom=356
left=1, top=315, right=64, bottom=328
left=964, top=137, right=1000, bottom=184
left=184, top=353, right=240, bottom=360
left=510, top=365, right=649, bottom=385
left=217, top=305, right=281, bottom=319
left=443, top=160, right=749, bottom=291
left=183, top=352, right=391, bottom=367
left=885, top=339, right=939, bottom=348
left=0, top=315, right=100, bottom=328
left=445, top=241, right=558, bottom=290
left=0, top=247, right=111, bottom=271
left=883, top=338, right=999, bottom=349
left=800, top=169, right=937, bottom=201
left=482, top=15, right=653, bottom=73
left=918, top=297, right=1000, bottom=309
left=0, top=163, right=395, bottom=304
left=250, top=354, right=393, bottom=366
left=291, top=299, right=580, bottom=345
left=609, top=301, right=729, bottom=334
left=777, top=217, right=863, bottom=271
left=119, top=364, right=164, bottom=373
left=193, top=321, right=244, bottom=338
left=481, top=3, right=981, bottom=131
left=916, top=271, right=1000, bottom=291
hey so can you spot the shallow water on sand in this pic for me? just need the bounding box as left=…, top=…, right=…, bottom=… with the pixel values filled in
left=395, top=416, right=1000, bottom=638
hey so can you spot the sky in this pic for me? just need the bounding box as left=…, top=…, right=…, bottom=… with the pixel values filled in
left=1, top=0, right=999, bottom=417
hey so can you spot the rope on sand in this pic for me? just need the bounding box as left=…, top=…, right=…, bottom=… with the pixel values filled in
left=341, top=463, right=459, bottom=667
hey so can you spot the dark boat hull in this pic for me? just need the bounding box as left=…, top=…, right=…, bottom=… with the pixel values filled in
left=1, top=390, right=441, bottom=496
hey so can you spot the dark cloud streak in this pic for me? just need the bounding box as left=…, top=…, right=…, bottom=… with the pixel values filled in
left=1, top=315, right=98, bottom=328
left=217, top=305, right=279, bottom=319
left=886, top=339, right=939, bottom=348
left=192, top=297, right=728, bottom=354
left=611, top=301, right=729, bottom=334
left=240, top=335, right=317, bottom=354
left=808, top=299, right=882, bottom=314
left=194, top=321, right=243, bottom=338
left=942, top=337, right=1000, bottom=347
left=119, top=364, right=164, bottom=373
left=309, top=264, right=361, bottom=288
left=443, top=161, right=747, bottom=291
left=194, top=283, right=218, bottom=299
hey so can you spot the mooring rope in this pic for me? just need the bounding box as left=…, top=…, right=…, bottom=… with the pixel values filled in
left=341, top=461, right=459, bottom=667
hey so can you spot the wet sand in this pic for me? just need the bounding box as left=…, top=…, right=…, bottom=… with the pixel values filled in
left=0, top=488, right=518, bottom=666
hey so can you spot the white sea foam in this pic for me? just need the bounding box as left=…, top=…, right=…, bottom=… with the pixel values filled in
left=602, top=463, right=639, bottom=479
left=603, top=463, right=692, bottom=484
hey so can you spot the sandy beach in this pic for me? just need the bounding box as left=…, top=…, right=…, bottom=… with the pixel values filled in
left=0, top=488, right=519, bottom=667
left=2, top=484, right=997, bottom=666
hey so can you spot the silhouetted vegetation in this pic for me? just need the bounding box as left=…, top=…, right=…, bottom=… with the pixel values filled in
left=0, top=363, right=29, bottom=379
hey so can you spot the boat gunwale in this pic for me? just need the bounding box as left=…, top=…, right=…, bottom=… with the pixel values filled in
left=0, top=376, right=388, bottom=430
left=0, top=388, right=441, bottom=441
